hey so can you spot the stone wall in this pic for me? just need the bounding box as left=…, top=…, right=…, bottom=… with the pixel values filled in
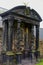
left=39, top=40, right=43, bottom=57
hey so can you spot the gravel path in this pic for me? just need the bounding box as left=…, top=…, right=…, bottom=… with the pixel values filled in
left=21, top=59, right=36, bottom=65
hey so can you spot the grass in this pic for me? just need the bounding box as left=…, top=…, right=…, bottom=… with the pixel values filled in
left=36, top=59, right=43, bottom=65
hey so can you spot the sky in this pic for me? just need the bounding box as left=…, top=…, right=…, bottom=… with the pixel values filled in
left=0, top=0, right=43, bottom=28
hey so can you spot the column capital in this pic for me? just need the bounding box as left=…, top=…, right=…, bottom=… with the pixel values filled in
left=8, top=16, right=14, bottom=27
left=2, top=19, right=8, bottom=25
left=8, top=15, right=14, bottom=22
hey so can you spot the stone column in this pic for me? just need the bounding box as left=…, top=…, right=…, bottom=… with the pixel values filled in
left=31, top=26, right=34, bottom=51
left=2, top=21, right=7, bottom=52
left=20, top=23, right=25, bottom=59
left=6, top=16, right=14, bottom=65
left=16, top=20, right=21, bottom=52
left=2, top=20, right=8, bottom=62
left=5, top=21, right=8, bottom=52
left=35, top=25, right=39, bottom=60
left=21, top=24, right=25, bottom=51
left=29, top=26, right=34, bottom=51
left=29, top=25, right=34, bottom=62
left=16, top=20, right=22, bottom=64
left=36, top=25, right=39, bottom=50
left=7, top=16, right=14, bottom=51
left=25, top=27, right=29, bottom=58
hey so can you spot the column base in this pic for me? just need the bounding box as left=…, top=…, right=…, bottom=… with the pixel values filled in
left=16, top=52, right=22, bottom=64
left=2, top=51, right=6, bottom=64
left=35, top=51, right=40, bottom=61
left=6, top=51, right=15, bottom=65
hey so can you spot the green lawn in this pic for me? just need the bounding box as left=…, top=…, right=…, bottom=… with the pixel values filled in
left=36, top=59, right=43, bottom=65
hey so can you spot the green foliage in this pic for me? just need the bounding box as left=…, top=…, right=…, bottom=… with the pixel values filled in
left=36, top=59, right=43, bottom=65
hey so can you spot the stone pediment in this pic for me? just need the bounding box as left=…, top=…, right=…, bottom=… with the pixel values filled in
left=0, top=5, right=42, bottom=22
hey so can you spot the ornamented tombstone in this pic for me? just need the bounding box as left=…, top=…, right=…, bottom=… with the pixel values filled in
left=0, top=5, right=42, bottom=64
